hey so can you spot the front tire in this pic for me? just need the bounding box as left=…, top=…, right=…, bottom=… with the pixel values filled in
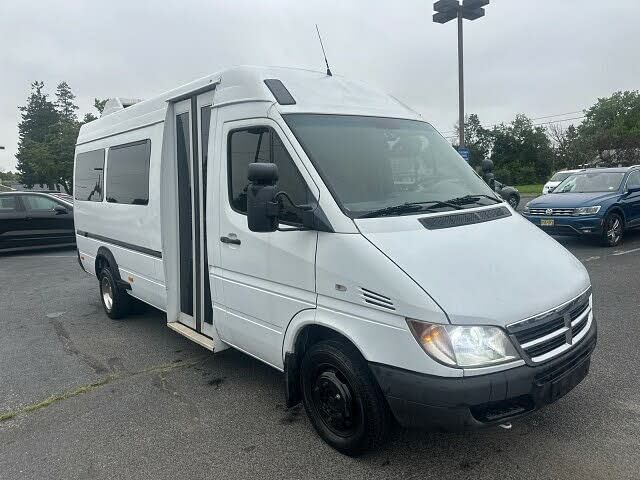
left=99, top=266, right=131, bottom=319
left=300, top=339, right=390, bottom=456
left=601, top=212, right=623, bottom=247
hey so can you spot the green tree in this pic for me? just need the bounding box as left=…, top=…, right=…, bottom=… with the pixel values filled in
left=578, top=90, right=640, bottom=165
left=15, top=81, right=85, bottom=193
left=454, top=114, right=494, bottom=170
left=15, top=81, right=59, bottom=188
left=491, top=115, right=553, bottom=185
left=55, top=81, right=79, bottom=122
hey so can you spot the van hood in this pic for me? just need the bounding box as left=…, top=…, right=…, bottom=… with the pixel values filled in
left=355, top=207, right=590, bottom=328
left=529, top=191, right=619, bottom=208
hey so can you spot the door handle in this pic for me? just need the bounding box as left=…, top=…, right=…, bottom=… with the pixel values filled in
left=220, top=235, right=241, bottom=245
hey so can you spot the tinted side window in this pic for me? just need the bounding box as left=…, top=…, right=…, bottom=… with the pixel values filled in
left=22, top=195, right=62, bottom=211
left=106, top=140, right=151, bottom=205
left=75, top=149, right=104, bottom=201
left=0, top=195, right=18, bottom=212
left=228, top=127, right=311, bottom=224
left=627, top=171, right=640, bottom=189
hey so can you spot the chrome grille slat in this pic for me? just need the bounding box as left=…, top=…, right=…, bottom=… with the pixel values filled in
left=528, top=208, right=575, bottom=216
left=507, top=290, right=592, bottom=364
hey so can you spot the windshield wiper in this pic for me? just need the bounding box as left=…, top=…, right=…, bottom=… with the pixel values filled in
left=358, top=200, right=463, bottom=219
left=447, top=194, right=503, bottom=205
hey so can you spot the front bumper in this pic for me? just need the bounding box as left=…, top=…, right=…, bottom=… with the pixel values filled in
left=523, top=214, right=603, bottom=236
left=370, top=320, right=597, bottom=431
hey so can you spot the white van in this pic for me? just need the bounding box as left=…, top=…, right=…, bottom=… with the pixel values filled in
left=74, top=66, right=596, bottom=455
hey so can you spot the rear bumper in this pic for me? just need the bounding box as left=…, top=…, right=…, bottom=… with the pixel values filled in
left=370, top=320, right=597, bottom=431
left=523, top=215, right=603, bottom=236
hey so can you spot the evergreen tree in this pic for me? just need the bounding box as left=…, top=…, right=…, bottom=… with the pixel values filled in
left=55, top=81, right=79, bottom=122
left=15, top=81, right=59, bottom=188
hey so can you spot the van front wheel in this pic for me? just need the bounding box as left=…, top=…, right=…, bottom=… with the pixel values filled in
left=300, top=339, right=390, bottom=456
left=99, top=267, right=131, bottom=319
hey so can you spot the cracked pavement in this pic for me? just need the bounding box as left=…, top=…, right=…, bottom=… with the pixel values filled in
left=1, top=236, right=640, bottom=479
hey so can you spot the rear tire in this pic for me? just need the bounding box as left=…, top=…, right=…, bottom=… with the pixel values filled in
left=300, top=338, right=390, bottom=456
left=99, top=266, right=131, bottom=319
left=601, top=212, right=623, bottom=247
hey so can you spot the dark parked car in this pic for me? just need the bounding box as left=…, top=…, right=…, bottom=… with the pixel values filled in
left=523, top=167, right=640, bottom=246
left=493, top=180, right=520, bottom=209
left=0, top=192, right=75, bottom=252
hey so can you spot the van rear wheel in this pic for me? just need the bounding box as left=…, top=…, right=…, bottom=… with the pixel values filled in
left=99, top=266, right=131, bottom=319
left=300, top=339, right=390, bottom=456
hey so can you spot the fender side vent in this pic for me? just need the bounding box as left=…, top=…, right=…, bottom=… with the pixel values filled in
left=419, top=206, right=511, bottom=230
left=360, top=288, right=395, bottom=311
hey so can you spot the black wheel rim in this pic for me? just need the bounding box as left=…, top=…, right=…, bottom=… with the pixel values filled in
left=607, top=215, right=622, bottom=244
left=310, top=366, right=358, bottom=437
left=509, top=197, right=518, bottom=208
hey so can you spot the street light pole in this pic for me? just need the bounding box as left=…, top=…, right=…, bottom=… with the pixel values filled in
left=433, top=0, right=489, bottom=151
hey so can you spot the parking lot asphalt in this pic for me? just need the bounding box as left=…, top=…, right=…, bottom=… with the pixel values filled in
left=2, top=227, right=640, bottom=479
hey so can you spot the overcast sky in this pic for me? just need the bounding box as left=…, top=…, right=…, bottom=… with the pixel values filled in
left=1, top=0, right=639, bottom=171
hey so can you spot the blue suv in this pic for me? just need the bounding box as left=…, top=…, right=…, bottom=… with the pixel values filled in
left=523, top=167, right=640, bottom=247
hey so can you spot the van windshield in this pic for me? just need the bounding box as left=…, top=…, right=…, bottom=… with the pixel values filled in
left=283, top=114, right=499, bottom=218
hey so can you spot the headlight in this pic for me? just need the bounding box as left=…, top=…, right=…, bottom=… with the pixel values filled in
left=523, top=202, right=530, bottom=214
left=407, top=319, right=519, bottom=368
left=574, top=206, right=601, bottom=216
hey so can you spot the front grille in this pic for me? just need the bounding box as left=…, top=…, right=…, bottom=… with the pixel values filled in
left=508, top=289, right=591, bottom=363
left=528, top=208, right=575, bottom=216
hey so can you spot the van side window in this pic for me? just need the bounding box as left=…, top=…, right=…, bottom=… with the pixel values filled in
left=106, top=140, right=151, bottom=205
left=228, top=127, right=311, bottom=224
left=75, top=149, right=104, bottom=201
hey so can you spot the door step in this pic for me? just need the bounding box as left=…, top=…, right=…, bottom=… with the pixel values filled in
left=167, top=322, right=214, bottom=351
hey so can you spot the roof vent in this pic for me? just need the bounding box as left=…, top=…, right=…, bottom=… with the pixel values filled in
left=101, top=97, right=143, bottom=117
left=359, top=288, right=395, bottom=311
left=263, top=79, right=296, bottom=105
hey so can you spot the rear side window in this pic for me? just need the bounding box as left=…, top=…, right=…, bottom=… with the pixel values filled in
left=626, top=171, right=640, bottom=189
left=106, top=140, right=151, bottom=205
left=75, top=149, right=105, bottom=201
left=0, top=195, right=18, bottom=212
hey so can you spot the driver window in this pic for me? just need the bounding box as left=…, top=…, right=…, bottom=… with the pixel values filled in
left=228, top=127, right=312, bottom=224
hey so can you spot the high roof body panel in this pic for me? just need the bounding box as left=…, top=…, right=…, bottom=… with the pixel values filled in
left=77, top=65, right=419, bottom=145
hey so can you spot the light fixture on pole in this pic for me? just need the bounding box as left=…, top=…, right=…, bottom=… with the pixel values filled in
left=433, top=0, right=489, bottom=150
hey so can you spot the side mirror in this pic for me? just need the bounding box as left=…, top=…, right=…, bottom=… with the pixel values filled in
left=247, top=163, right=279, bottom=232
left=548, top=186, right=555, bottom=193
left=54, top=205, right=68, bottom=215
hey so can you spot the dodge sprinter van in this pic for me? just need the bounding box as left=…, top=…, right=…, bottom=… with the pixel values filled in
left=74, top=66, right=596, bottom=455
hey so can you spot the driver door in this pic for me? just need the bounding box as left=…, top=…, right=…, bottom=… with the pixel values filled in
left=216, top=118, right=319, bottom=368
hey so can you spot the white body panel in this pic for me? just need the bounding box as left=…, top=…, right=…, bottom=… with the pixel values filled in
left=74, top=65, right=591, bottom=381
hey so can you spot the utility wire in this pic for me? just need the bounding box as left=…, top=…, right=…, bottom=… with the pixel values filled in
left=443, top=115, right=587, bottom=140
left=440, top=110, right=586, bottom=135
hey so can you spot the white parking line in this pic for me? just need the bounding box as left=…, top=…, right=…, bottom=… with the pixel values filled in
left=612, top=247, right=640, bottom=256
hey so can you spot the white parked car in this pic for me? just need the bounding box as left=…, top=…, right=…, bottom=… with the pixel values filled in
left=73, top=66, right=596, bottom=455
left=543, top=169, right=582, bottom=194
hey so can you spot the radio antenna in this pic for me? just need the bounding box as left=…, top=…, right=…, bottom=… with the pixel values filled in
left=315, top=24, right=332, bottom=77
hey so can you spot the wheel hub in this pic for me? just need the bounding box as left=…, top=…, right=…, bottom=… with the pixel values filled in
left=101, top=277, right=113, bottom=311
left=312, top=370, right=356, bottom=436
left=607, top=217, right=622, bottom=242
